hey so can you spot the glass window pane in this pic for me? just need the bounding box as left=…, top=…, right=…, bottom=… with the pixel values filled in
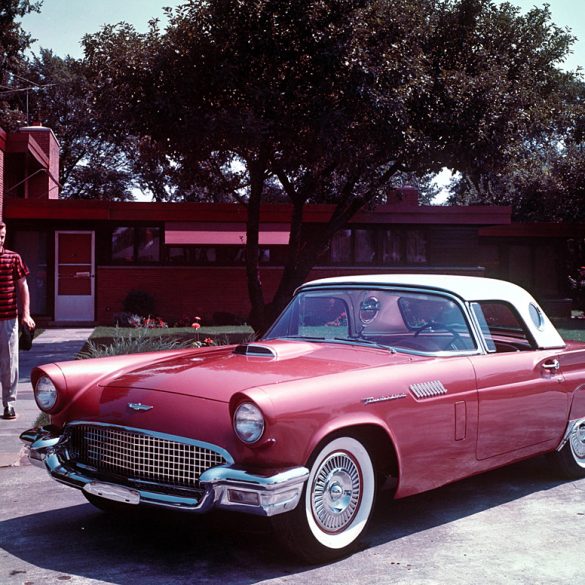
left=112, top=227, right=135, bottom=262
left=331, top=230, right=352, bottom=264
left=382, top=230, right=401, bottom=264
left=299, top=296, right=349, bottom=338
left=137, top=227, right=160, bottom=262
left=167, top=246, right=189, bottom=264
left=406, top=230, right=426, bottom=263
left=354, top=229, right=377, bottom=264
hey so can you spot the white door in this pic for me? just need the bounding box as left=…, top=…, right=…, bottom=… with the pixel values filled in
left=54, top=231, right=95, bottom=321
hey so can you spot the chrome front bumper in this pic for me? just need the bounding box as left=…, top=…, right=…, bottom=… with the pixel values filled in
left=20, top=426, right=309, bottom=517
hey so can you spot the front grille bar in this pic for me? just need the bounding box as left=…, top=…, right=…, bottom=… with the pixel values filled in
left=64, top=423, right=231, bottom=490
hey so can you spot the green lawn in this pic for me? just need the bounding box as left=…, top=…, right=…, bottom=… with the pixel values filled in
left=556, top=319, right=585, bottom=342
left=87, top=321, right=584, bottom=345
left=84, top=325, right=255, bottom=353
left=89, top=325, right=254, bottom=340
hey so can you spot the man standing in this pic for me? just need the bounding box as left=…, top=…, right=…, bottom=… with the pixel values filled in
left=0, top=222, right=35, bottom=420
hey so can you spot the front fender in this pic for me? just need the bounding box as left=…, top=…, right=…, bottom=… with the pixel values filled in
left=300, top=412, right=400, bottom=478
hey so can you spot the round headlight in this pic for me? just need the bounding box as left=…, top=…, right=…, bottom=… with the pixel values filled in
left=234, top=402, right=265, bottom=444
left=35, top=376, right=58, bottom=411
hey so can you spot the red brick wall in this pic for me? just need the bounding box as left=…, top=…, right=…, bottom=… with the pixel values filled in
left=96, top=265, right=483, bottom=325
left=97, top=266, right=282, bottom=324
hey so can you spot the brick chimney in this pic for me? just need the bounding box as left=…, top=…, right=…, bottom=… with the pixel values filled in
left=15, top=123, right=60, bottom=199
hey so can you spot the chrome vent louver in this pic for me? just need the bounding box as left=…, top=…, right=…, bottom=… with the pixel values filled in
left=410, top=380, right=448, bottom=399
left=234, top=344, right=277, bottom=358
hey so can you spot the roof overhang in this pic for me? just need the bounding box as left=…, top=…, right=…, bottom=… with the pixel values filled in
left=165, top=222, right=290, bottom=245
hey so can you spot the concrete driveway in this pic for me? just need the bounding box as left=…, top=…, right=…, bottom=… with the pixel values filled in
left=1, top=454, right=583, bottom=585
left=1, top=329, right=583, bottom=584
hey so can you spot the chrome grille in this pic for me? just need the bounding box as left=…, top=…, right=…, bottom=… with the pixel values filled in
left=64, top=424, right=228, bottom=489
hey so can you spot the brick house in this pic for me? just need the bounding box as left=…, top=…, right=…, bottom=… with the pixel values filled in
left=0, top=124, right=575, bottom=325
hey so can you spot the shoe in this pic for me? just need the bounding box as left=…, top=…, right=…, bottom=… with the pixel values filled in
left=2, top=406, right=16, bottom=420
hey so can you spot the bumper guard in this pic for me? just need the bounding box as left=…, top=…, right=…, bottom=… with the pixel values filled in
left=20, top=425, right=309, bottom=517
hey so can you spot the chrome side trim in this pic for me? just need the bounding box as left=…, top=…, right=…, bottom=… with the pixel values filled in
left=362, top=393, right=407, bottom=405
left=556, top=417, right=585, bottom=452
left=128, top=402, right=154, bottom=411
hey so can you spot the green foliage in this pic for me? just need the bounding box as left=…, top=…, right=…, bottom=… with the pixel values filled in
left=78, top=327, right=192, bottom=358
left=0, top=0, right=42, bottom=128
left=447, top=77, right=585, bottom=221
left=81, top=0, right=578, bottom=327
left=122, top=289, right=156, bottom=317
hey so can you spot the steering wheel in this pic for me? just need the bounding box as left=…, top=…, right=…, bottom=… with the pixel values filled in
left=414, top=321, right=464, bottom=350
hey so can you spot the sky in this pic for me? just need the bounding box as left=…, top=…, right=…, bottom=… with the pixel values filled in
left=20, top=0, right=585, bottom=203
left=21, top=0, right=585, bottom=72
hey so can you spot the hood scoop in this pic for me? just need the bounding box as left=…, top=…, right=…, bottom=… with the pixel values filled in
left=233, top=341, right=316, bottom=360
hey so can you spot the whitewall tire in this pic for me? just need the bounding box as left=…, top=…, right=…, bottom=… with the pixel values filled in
left=274, top=436, right=376, bottom=563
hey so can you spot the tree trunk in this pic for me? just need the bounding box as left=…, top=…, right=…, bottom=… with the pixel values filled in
left=245, top=153, right=268, bottom=332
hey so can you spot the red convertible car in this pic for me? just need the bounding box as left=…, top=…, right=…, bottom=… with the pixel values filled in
left=21, top=275, right=585, bottom=562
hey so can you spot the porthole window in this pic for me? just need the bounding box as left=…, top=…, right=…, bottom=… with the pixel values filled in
left=359, top=297, right=380, bottom=324
left=529, top=303, right=545, bottom=331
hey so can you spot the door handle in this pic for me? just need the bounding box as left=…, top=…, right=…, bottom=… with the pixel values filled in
left=542, top=359, right=560, bottom=372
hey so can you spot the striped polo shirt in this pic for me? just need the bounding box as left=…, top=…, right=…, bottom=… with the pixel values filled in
left=0, top=248, right=29, bottom=320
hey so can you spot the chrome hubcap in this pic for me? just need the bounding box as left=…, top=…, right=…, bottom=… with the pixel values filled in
left=311, top=452, right=361, bottom=533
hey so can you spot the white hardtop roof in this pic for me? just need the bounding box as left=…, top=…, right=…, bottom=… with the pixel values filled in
left=300, top=274, right=566, bottom=349
left=302, top=274, right=526, bottom=302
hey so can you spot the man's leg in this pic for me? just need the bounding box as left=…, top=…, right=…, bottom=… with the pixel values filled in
left=0, top=318, right=19, bottom=409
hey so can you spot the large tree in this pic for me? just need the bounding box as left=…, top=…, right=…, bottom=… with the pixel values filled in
left=447, top=78, right=585, bottom=221
left=13, top=49, right=182, bottom=201
left=0, top=0, right=42, bottom=128
left=83, top=0, right=577, bottom=329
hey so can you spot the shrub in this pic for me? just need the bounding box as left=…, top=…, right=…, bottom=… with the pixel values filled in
left=78, top=327, right=190, bottom=358
left=123, top=290, right=156, bottom=317
left=212, top=311, right=245, bottom=326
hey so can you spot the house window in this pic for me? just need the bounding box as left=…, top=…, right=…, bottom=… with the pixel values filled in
left=328, top=227, right=428, bottom=266
left=406, top=230, right=427, bottom=264
left=331, top=230, right=352, bottom=264
left=137, top=227, right=160, bottom=262
left=355, top=229, right=377, bottom=264
left=382, top=231, right=401, bottom=264
left=167, top=246, right=189, bottom=264
left=111, top=226, right=161, bottom=264
left=112, top=227, right=136, bottom=262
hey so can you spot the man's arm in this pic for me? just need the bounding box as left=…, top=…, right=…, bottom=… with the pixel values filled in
left=17, top=276, right=35, bottom=329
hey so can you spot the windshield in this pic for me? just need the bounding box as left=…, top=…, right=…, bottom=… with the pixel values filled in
left=264, top=287, right=477, bottom=354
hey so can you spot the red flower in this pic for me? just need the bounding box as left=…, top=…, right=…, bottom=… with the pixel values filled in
left=203, top=337, right=214, bottom=345
left=192, top=322, right=201, bottom=330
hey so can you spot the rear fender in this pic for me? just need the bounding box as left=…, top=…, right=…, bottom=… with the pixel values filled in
left=569, top=384, right=585, bottom=420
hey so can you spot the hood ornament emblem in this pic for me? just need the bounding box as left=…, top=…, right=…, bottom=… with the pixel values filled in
left=128, top=402, right=154, bottom=412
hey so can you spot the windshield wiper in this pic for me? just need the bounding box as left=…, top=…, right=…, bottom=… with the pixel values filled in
left=267, top=335, right=395, bottom=352
left=269, top=335, right=326, bottom=342
left=333, top=337, right=396, bottom=353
